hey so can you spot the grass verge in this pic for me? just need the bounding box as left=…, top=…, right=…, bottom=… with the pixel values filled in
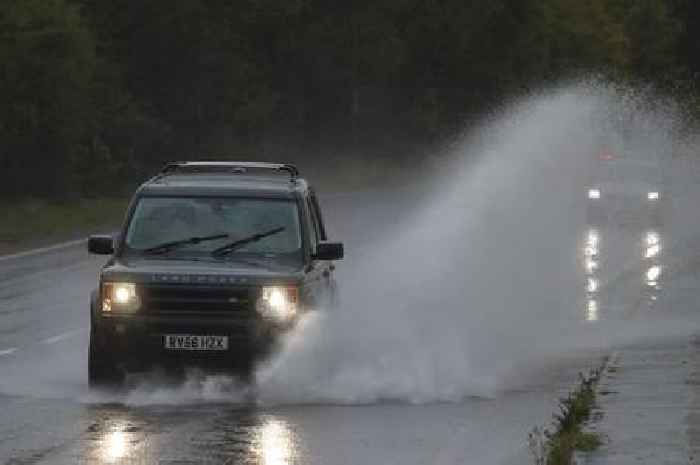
left=529, top=367, right=605, bottom=465
left=0, top=198, right=128, bottom=254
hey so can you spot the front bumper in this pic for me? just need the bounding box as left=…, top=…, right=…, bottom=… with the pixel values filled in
left=92, top=313, right=284, bottom=371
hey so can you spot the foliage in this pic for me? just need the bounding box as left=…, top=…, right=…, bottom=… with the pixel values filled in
left=0, top=197, right=127, bottom=253
left=0, top=0, right=694, bottom=198
left=528, top=368, right=604, bottom=465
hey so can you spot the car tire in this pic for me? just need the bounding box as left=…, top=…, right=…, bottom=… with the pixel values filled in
left=88, top=329, right=123, bottom=388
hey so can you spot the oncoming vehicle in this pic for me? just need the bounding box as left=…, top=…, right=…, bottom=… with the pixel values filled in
left=582, top=146, right=667, bottom=321
left=87, top=162, right=343, bottom=386
left=585, top=153, right=665, bottom=230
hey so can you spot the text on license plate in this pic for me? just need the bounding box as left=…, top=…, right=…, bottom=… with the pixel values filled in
left=164, top=335, right=229, bottom=351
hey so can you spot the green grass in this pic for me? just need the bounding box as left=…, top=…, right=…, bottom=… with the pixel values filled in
left=529, top=368, right=605, bottom=465
left=0, top=198, right=128, bottom=253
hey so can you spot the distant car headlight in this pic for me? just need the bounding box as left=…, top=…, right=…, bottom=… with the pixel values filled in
left=257, top=286, right=299, bottom=321
left=588, top=189, right=601, bottom=200
left=647, top=191, right=660, bottom=201
left=102, top=282, right=140, bottom=313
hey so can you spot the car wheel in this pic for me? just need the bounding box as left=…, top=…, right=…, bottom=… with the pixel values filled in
left=88, top=330, right=123, bottom=388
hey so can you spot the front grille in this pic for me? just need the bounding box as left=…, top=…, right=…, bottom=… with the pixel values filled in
left=141, top=284, right=256, bottom=317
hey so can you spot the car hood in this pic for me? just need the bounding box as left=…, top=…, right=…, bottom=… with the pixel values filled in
left=101, top=257, right=304, bottom=286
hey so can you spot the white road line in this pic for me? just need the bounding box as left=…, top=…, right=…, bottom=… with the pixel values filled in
left=41, top=328, right=86, bottom=345
left=0, top=238, right=86, bottom=262
left=0, top=230, right=117, bottom=263
left=0, top=348, right=17, bottom=356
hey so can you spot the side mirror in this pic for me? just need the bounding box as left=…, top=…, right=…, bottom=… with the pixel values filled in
left=88, top=235, right=114, bottom=255
left=313, top=242, right=344, bottom=261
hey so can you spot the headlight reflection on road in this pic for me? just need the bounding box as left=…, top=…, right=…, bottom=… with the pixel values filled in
left=645, top=243, right=660, bottom=259
left=583, top=229, right=600, bottom=260
left=253, top=419, right=297, bottom=465
left=587, top=230, right=599, bottom=247
left=95, top=420, right=150, bottom=465
left=646, top=265, right=661, bottom=285
left=585, top=258, right=598, bottom=274
left=586, top=299, right=599, bottom=321
left=584, top=245, right=598, bottom=257
left=584, top=229, right=599, bottom=257
left=583, top=229, right=601, bottom=321
left=102, top=430, right=127, bottom=463
left=646, top=232, right=660, bottom=246
left=587, top=278, right=598, bottom=293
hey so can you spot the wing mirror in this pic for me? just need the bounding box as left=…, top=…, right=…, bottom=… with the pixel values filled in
left=313, top=242, right=344, bottom=260
left=88, top=235, right=114, bottom=255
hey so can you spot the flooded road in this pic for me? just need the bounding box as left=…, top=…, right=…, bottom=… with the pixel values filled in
left=2, top=89, right=697, bottom=465
left=0, top=388, right=577, bottom=464
left=0, top=191, right=591, bottom=465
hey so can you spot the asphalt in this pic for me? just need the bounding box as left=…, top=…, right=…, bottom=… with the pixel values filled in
left=574, top=181, right=700, bottom=464
left=0, top=190, right=592, bottom=465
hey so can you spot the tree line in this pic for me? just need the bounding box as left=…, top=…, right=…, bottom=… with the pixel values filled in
left=0, top=0, right=696, bottom=198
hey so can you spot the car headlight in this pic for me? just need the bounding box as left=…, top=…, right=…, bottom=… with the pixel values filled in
left=588, top=188, right=601, bottom=199
left=102, top=282, right=140, bottom=313
left=647, top=191, right=660, bottom=201
left=257, top=286, right=299, bottom=321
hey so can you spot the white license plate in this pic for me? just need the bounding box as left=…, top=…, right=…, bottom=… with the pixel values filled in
left=164, top=335, right=229, bottom=351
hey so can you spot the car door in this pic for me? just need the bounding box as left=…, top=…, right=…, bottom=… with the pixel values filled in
left=303, top=191, right=336, bottom=310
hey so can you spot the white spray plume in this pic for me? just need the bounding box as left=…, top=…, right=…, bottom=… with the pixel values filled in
left=253, top=83, right=700, bottom=405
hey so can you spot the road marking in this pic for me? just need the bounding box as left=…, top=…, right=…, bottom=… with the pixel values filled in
left=0, top=348, right=17, bottom=356
left=41, top=328, right=86, bottom=345
left=0, top=238, right=86, bottom=262
left=0, top=230, right=117, bottom=263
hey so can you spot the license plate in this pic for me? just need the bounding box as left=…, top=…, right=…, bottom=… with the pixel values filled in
left=164, top=334, right=229, bottom=351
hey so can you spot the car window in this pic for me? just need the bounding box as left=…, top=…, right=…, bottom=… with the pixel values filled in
left=304, top=196, right=319, bottom=253
left=124, top=196, right=302, bottom=256
left=310, top=191, right=327, bottom=241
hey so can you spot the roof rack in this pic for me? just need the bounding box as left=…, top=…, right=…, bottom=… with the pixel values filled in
left=158, top=161, right=300, bottom=181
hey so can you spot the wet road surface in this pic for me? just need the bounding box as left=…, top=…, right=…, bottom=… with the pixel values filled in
left=0, top=191, right=599, bottom=465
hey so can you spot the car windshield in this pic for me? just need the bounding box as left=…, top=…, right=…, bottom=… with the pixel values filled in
left=124, top=197, right=302, bottom=261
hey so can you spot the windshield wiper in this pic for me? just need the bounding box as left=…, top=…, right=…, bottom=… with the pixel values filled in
left=211, top=227, right=285, bottom=257
left=142, top=233, right=229, bottom=255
